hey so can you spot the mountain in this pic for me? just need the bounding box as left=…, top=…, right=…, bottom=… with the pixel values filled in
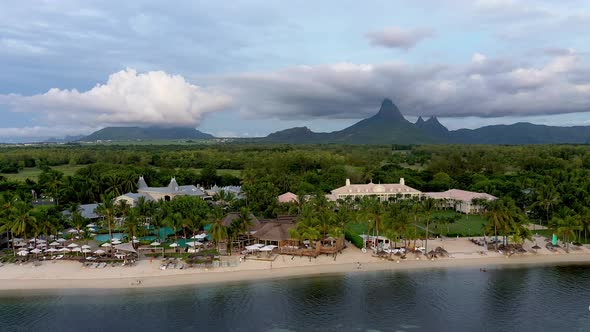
left=81, top=126, right=214, bottom=141
left=263, top=98, right=590, bottom=144
left=452, top=123, right=590, bottom=144
left=263, top=99, right=440, bottom=144
left=265, top=126, right=325, bottom=143
left=415, top=116, right=449, bottom=137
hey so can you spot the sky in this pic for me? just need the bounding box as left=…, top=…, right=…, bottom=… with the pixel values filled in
left=1, top=0, right=590, bottom=140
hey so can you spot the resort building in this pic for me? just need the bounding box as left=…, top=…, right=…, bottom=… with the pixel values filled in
left=115, top=176, right=207, bottom=206
left=327, top=178, right=422, bottom=201
left=424, top=189, right=497, bottom=214
left=253, top=216, right=298, bottom=247
left=205, top=185, right=244, bottom=200
left=278, top=192, right=299, bottom=203
left=62, top=203, right=101, bottom=221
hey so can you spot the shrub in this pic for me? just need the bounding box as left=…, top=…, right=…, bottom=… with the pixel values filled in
left=345, top=229, right=364, bottom=249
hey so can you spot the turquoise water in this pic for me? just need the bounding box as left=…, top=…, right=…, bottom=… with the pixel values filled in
left=94, top=233, right=125, bottom=242
left=93, top=227, right=175, bottom=243
left=0, top=264, right=589, bottom=331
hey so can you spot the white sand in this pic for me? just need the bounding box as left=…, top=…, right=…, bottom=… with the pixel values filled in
left=0, top=237, right=588, bottom=290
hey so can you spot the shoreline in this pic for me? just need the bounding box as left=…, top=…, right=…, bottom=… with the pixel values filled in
left=1, top=252, right=589, bottom=292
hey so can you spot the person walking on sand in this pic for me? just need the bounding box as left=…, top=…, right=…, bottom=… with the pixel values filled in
left=357, top=262, right=361, bottom=270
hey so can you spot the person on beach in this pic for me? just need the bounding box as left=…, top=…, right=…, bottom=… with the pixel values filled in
left=357, top=262, right=361, bottom=269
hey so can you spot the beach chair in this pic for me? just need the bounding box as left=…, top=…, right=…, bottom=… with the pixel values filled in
left=56, top=255, right=64, bottom=260
left=92, top=263, right=99, bottom=268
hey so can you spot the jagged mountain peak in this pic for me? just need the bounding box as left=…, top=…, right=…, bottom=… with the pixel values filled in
left=375, top=98, right=405, bottom=121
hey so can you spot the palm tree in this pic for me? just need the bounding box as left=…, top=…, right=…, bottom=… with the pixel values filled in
left=552, top=211, right=582, bottom=252
left=209, top=221, right=228, bottom=252
left=235, top=208, right=254, bottom=247
left=422, top=198, right=438, bottom=253
left=69, top=206, right=87, bottom=237
left=535, top=182, right=560, bottom=226
left=165, top=212, right=184, bottom=245
left=124, top=208, right=140, bottom=245
left=360, top=197, right=387, bottom=249
left=95, top=195, right=116, bottom=245
left=208, top=208, right=228, bottom=252
left=6, top=202, right=37, bottom=254
left=485, top=199, right=507, bottom=251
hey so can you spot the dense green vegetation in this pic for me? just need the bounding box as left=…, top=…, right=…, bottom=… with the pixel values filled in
left=1, top=143, right=590, bottom=253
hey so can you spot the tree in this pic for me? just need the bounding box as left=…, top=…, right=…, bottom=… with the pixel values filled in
left=95, top=195, right=116, bottom=246
left=534, top=182, right=560, bottom=226
left=551, top=209, right=582, bottom=252
left=422, top=198, right=438, bottom=252
left=360, top=197, right=388, bottom=249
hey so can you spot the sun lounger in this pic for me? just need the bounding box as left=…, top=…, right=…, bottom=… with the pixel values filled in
left=100, top=263, right=107, bottom=268
left=92, top=263, right=99, bottom=268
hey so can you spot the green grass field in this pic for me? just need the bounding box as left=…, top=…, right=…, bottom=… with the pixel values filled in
left=426, top=210, right=487, bottom=237
left=1, top=165, right=86, bottom=182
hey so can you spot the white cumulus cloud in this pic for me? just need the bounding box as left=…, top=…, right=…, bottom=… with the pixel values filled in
left=0, top=68, right=233, bottom=129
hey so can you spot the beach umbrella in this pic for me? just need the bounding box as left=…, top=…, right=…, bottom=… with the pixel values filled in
left=11, top=238, right=23, bottom=243
left=46, top=248, right=58, bottom=253
left=94, top=249, right=106, bottom=255
left=17, top=250, right=29, bottom=256
left=57, top=238, right=66, bottom=243
left=150, top=242, right=161, bottom=246
left=37, top=239, right=46, bottom=243
left=15, top=242, right=26, bottom=247
left=186, top=241, right=203, bottom=247
left=71, top=247, right=82, bottom=252
left=81, top=245, right=91, bottom=249
left=86, top=223, right=96, bottom=228
left=31, top=248, right=42, bottom=254
left=88, top=228, right=96, bottom=232
left=67, top=229, right=78, bottom=234
left=101, top=243, right=112, bottom=247
left=67, top=243, right=79, bottom=248
left=112, top=240, right=122, bottom=245
left=49, top=241, right=60, bottom=246
left=82, top=249, right=92, bottom=254
left=169, top=243, right=179, bottom=248
left=59, top=247, right=71, bottom=253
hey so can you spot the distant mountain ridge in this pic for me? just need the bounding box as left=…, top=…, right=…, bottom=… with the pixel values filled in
left=263, top=99, right=590, bottom=144
left=81, top=126, right=214, bottom=141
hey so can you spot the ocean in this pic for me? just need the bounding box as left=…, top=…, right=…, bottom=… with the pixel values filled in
left=1, top=264, right=589, bottom=331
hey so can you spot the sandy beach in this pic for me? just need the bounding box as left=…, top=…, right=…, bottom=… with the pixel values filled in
left=1, top=237, right=589, bottom=291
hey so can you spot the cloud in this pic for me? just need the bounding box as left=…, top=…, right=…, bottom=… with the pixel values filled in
left=0, top=69, right=233, bottom=130
left=365, top=26, right=434, bottom=49
left=214, top=51, right=590, bottom=119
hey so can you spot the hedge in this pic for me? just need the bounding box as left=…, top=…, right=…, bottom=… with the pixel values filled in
left=345, top=229, right=364, bottom=249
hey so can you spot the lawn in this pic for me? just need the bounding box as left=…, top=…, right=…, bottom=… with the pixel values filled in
left=1, top=165, right=86, bottom=182
left=426, top=210, right=488, bottom=237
